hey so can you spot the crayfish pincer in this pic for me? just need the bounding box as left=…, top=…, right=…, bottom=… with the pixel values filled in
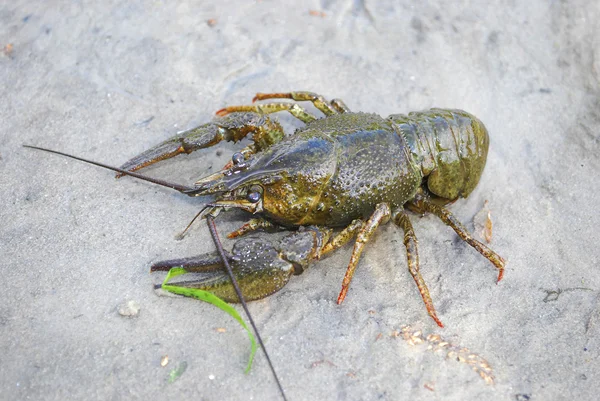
left=117, top=91, right=505, bottom=327
left=151, top=227, right=333, bottom=302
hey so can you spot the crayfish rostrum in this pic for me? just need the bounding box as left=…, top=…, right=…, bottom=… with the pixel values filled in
left=117, top=91, right=505, bottom=328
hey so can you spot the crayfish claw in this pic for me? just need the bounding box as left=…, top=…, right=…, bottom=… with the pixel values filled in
left=117, top=122, right=226, bottom=176
left=152, top=236, right=296, bottom=302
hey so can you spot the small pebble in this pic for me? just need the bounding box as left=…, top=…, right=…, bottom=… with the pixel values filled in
left=160, top=355, right=169, bottom=367
left=117, top=300, right=141, bottom=317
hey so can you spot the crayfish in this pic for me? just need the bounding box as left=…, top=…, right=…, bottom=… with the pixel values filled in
left=27, top=91, right=505, bottom=328
left=117, top=91, right=505, bottom=328
left=25, top=91, right=507, bottom=400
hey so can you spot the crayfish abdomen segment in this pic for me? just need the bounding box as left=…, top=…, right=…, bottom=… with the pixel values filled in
left=389, top=109, right=490, bottom=201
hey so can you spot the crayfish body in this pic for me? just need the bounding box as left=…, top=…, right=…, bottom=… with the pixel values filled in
left=119, top=91, right=505, bottom=327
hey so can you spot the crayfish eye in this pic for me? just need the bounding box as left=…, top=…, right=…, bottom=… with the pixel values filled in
left=247, top=192, right=261, bottom=203
left=232, top=152, right=245, bottom=165
left=246, top=185, right=263, bottom=203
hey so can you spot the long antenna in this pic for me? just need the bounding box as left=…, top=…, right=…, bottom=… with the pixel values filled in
left=206, top=216, right=288, bottom=401
left=23, top=145, right=197, bottom=194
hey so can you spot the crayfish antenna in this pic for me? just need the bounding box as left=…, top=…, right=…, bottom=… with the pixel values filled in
left=23, top=145, right=198, bottom=194
left=206, top=216, right=288, bottom=401
left=174, top=205, right=218, bottom=240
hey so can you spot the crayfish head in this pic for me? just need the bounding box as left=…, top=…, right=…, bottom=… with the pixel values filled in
left=197, top=172, right=318, bottom=227
left=188, top=133, right=337, bottom=226
left=208, top=183, right=268, bottom=215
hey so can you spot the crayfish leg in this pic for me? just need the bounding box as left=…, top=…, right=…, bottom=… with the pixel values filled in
left=393, top=209, right=444, bottom=328
left=253, top=91, right=342, bottom=116
left=216, top=102, right=317, bottom=124
left=336, top=203, right=391, bottom=304
left=409, top=194, right=506, bottom=282
left=226, top=218, right=284, bottom=239
left=330, top=98, right=351, bottom=113
left=320, top=219, right=364, bottom=257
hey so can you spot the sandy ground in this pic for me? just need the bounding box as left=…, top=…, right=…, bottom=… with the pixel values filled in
left=1, top=1, right=599, bottom=400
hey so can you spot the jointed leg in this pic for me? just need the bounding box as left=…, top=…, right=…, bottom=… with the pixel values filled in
left=337, top=203, right=391, bottom=304
left=330, top=98, right=351, bottom=113
left=320, top=219, right=364, bottom=257
left=118, top=112, right=284, bottom=175
left=393, top=209, right=443, bottom=328
left=216, top=102, right=317, bottom=124
left=253, top=91, right=338, bottom=116
left=409, top=194, right=505, bottom=281
left=227, top=218, right=284, bottom=239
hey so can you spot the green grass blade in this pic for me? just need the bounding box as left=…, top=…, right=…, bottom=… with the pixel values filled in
left=160, top=267, right=257, bottom=373
left=168, top=361, right=188, bottom=383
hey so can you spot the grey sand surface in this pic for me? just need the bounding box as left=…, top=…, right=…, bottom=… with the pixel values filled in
left=1, top=1, right=599, bottom=400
